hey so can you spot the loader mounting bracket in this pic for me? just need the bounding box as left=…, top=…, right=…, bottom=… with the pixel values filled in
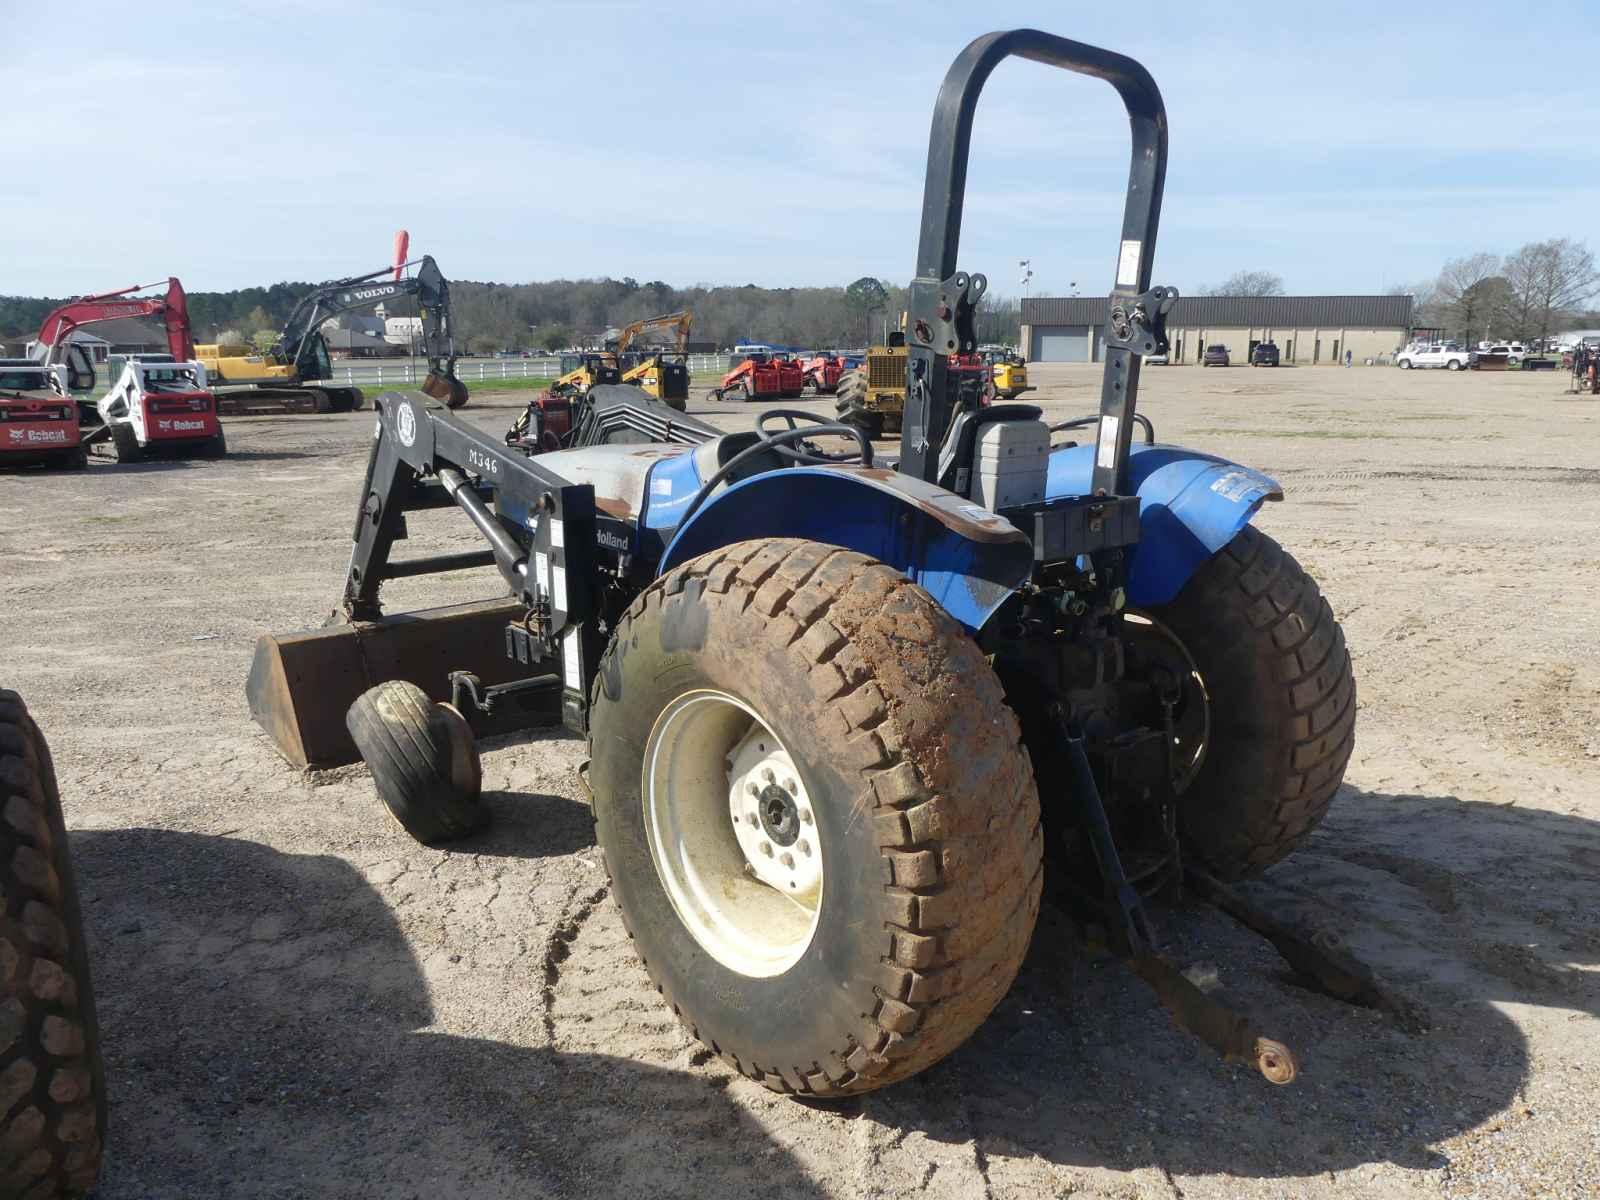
left=1103, top=285, right=1177, bottom=357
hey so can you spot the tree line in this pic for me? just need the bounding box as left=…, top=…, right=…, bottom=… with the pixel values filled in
left=0, top=276, right=1024, bottom=354
left=1397, top=239, right=1599, bottom=346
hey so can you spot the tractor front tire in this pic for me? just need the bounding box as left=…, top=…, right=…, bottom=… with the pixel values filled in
left=109, top=425, right=144, bottom=464
left=590, top=540, right=1042, bottom=1097
left=346, top=681, right=486, bottom=845
left=0, top=690, right=106, bottom=1198
left=1145, top=526, right=1355, bottom=879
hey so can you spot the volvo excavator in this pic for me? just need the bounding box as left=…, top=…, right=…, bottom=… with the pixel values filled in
left=194, top=254, right=468, bottom=415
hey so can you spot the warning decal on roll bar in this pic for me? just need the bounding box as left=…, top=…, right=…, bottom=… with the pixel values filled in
left=1117, top=240, right=1142, bottom=286
left=1096, top=415, right=1120, bottom=470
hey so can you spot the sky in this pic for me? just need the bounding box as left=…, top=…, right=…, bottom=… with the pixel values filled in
left=6, top=0, right=1598, bottom=301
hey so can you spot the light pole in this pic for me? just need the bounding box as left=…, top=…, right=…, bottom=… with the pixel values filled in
left=1019, top=259, right=1033, bottom=299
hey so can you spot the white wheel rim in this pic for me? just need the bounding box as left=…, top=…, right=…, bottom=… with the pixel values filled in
left=643, top=689, right=822, bottom=978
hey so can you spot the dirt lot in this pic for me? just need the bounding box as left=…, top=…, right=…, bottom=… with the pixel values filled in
left=2, top=362, right=1597, bottom=1199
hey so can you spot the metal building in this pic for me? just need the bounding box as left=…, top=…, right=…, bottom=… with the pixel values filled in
left=1020, top=295, right=1415, bottom=364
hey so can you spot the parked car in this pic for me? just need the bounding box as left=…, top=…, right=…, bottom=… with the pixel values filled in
left=1202, top=344, right=1230, bottom=367
left=1486, top=343, right=1524, bottom=365
left=1250, top=342, right=1280, bottom=367
left=1395, top=345, right=1471, bottom=370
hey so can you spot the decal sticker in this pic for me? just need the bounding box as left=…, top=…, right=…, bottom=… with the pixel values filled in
left=1096, top=415, right=1120, bottom=470
left=1209, top=469, right=1268, bottom=503
left=1117, top=240, right=1142, bottom=286
left=958, top=504, right=1004, bottom=524
left=396, top=402, right=416, bottom=447
left=548, top=518, right=564, bottom=547
left=651, top=477, right=673, bottom=496
left=561, top=629, right=581, bottom=689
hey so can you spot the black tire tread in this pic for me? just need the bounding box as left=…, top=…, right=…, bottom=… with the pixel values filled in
left=1153, top=525, right=1355, bottom=877
left=0, top=690, right=104, bottom=1198
left=346, top=682, right=484, bottom=845
left=592, top=538, right=1043, bottom=1096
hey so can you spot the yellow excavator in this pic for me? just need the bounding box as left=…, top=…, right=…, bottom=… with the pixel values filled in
left=616, top=310, right=693, bottom=411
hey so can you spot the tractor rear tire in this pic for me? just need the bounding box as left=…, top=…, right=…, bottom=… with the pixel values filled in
left=109, top=425, right=143, bottom=464
left=0, top=689, right=106, bottom=1198
left=346, top=682, right=487, bottom=845
left=1144, top=526, right=1355, bottom=879
left=590, top=539, right=1043, bottom=1097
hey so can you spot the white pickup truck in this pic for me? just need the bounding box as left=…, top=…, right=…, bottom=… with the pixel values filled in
left=1395, top=345, right=1470, bottom=370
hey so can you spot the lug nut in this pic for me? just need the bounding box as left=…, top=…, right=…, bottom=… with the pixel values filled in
left=797, top=839, right=811, bottom=856
left=784, top=777, right=798, bottom=795
left=747, top=813, right=759, bottom=826
left=763, top=767, right=775, bottom=783
left=747, top=782, right=759, bottom=797
left=780, top=852, right=795, bottom=869
left=760, top=841, right=773, bottom=857
left=800, top=808, right=813, bottom=825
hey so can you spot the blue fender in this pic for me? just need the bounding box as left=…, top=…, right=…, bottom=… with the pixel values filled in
left=657, top=466, right=1035, bottom=634
left=1047, top=443, right=1282, bottom=606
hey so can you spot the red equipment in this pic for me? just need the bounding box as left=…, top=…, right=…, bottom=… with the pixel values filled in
left=950, top=351, right=995, bottom=406
left=771, top=354, right=805, bottom=398
left=392, top=230, right=411, bottom=281
left=0, top=364, right=83, bottom=470
left=799, top=353, right=847, bottom=395
left=711, top=355, right=786, bottom=402
left=33, top=279, right=195, bottom=390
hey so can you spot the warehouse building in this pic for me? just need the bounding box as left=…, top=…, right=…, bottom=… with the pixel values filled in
left=1019, top=295, right=1414, bottom=365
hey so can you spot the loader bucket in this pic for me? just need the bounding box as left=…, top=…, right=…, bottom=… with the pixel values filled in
left=422, top=370, right=470, bottom=409
left=246, top=598, right=555, bottom=769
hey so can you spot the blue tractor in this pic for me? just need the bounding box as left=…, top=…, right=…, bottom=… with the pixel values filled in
left=249, top=30, right=1370, bottom=1096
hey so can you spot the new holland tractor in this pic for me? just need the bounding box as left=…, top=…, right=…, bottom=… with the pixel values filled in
left=248, top=30, right=1374, bottom=1098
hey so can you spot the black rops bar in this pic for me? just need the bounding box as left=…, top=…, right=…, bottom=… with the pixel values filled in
left=901, top=29, right=1170, bottom=498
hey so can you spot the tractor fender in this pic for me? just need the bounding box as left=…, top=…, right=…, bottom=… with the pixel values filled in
left=657, top=466, right=1034, bottom=634
left=1047, top=442, right=1283, bottom=606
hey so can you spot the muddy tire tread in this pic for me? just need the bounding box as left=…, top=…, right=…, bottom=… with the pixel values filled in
left=591, top=538, right=1043, bottom=1096
left=1157, top=525, right=1356, bottom=876
left=0, top=690, right=104, bottom=1198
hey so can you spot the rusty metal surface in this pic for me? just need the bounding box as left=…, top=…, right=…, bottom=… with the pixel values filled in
left=830, top=465, right=1029, bottom=545
left=246, top=598, right=539, bottom=769
left=1187, top=867, right=1427, bottom=1032
left=1130, top=952, right=1298, bottom=1085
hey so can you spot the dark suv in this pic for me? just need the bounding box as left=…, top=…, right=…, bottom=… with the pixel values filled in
left=1202, top=344, right=1230, bottom=367
left=1251, top=341, right=1280, bottom=367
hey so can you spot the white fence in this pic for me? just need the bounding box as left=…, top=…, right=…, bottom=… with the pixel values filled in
left=311, top=353, right=733, bottom=389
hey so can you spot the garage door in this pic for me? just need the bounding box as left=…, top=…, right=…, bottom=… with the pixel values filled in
left=1032, top=325, right=1090, bottom=361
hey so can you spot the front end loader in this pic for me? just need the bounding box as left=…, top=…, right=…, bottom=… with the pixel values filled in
left=248, top=29, right=1389, bottom=1099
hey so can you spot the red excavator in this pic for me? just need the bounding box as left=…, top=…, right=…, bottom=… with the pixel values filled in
left=31, top=279, right=196, bottom=415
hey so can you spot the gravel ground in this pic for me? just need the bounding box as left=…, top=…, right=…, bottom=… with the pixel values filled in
left=1, top=362, right=1596, bottom=1199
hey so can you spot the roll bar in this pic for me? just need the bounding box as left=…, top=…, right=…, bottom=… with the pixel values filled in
left=900, top=29, right=1174, bottom=497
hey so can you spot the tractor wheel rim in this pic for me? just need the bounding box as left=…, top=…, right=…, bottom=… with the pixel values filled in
left=643, top=689, right=822, bottom=978
left=1123, top=613, right=1211, bottom=793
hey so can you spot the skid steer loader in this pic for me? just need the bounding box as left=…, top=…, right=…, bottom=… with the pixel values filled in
left=247, top=29, right=1389, bottom=1099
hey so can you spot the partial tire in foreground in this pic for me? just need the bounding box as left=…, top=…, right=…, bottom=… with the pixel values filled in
left=590, top=539, right=1043, bottom=1097
left=346, top=681, right=486, bottom=844
left=1144, top=525, right=1356, bottom=879
left=0, top=689, right=106, bottom=1198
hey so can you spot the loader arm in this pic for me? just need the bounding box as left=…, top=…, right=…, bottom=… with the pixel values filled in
left=613, top=310, right=693, bottom=355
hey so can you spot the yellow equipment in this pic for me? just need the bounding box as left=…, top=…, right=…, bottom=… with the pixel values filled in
left=550, top=352, right=621, bottom=398
left=834, top=319, right=907, bottom=438
left=615, top=311, right=693, bottom=411
left=987, top=348, right=1032, bottom=399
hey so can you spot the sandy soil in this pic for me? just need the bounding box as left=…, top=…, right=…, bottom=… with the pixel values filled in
left=1, top=362, right=1596, bottom=1199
